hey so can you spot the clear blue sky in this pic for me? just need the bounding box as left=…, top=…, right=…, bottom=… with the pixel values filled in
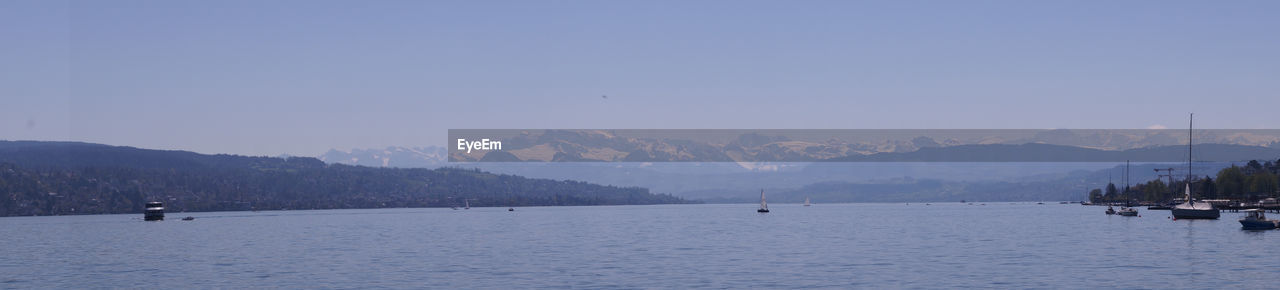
left=3, top=0, right=1278, bottom=156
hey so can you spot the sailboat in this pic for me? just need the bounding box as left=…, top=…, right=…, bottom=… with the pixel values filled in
left=465, top=199, right=470, bottom=210
left=757, top=189, right=770, bottom=213
left=1118, top=160, right=1139, bottom=216
left=1172, top=184, right=1218, bottom=219
left=1171, top=113, right=1220, bottom=220
left=804, top=197, right=811, bottom=207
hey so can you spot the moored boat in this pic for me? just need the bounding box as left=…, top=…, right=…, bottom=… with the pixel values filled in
left=1239, top=209, right=1278, bottom=230
left=1171, top=114, right=1219, bottom=220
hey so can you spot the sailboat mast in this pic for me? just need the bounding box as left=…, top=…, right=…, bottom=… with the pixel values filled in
left=1186, top=113, right=1194, bottom=203
left=1188, top=113, right=1193, bottom=182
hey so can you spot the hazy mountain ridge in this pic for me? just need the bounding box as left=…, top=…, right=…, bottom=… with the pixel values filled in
left=320, top=146, right=447, bottom=168
left=829, top=143, right=1280, bottom=162
left=326, top=140, right=1280, bottom=201
left=449, top=129, right=1280, bottom=162
left=750, top=162, right=1248, bottom=204
left=0, top=141, right=317, bottom=170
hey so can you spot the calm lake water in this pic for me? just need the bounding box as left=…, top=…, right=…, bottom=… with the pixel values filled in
left=2, top=203, right=1277, bottom=288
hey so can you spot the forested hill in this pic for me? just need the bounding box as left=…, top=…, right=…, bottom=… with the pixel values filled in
left=0, top=141, right=315, bottom=170
left=0, top=141, right=691, bottom=217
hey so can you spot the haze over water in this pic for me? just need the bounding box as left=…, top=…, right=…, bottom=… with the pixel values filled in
left=1, top=203, right=1274, bottom=288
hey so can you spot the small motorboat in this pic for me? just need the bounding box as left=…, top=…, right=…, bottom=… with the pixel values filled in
left=1239, top=209, right=1278, bottom=230
left=1105, top=206, right=1116, bottom=215
left=181, top=216, right=195, bottom=221
left=1117, top=207, right=1138, bottom=216
left=508, top=208, right=514, bottom=211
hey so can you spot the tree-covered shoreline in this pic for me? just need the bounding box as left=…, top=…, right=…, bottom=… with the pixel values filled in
left=0, top=142, right=693, bottom=217
left=1090, top=159, right=1280, bottom=203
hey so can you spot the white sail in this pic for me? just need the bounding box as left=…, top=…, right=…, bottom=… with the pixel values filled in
left=1184, top=184, right=1192, bottom=204
left=804, top=197, right=811, bottom=206
left=760, top=189, right=768, bottom=210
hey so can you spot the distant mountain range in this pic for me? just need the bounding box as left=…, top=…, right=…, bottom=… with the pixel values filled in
left=828, top=143, right=1280, bottom=162
left=447, top=129, right=1280, bottom=162
left=747, top=162, right=1247, bottom=204
left=322, top=140, right=1280, bottom=202
left=319, top=146, right=446, bottom=168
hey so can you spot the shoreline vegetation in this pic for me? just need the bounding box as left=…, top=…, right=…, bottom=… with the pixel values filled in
left=3, top=140, right=1278, bottom=217
left=0, top=141, right=692, bottom=217
left=1088, top=159, right=1280, bottom=205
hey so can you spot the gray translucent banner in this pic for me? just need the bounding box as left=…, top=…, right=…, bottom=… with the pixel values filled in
left=447, top=129, right=1280, bottom=162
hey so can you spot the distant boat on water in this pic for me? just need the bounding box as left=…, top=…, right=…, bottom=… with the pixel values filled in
left=1117, top=161, right=1138, bottom=217
left=465, top=200, right=470, bottom=210
left=757, top=189, right=769, bottom=213
left=1171, top=114, right=1219, bottom=220
left=1239, top=209, right=1278, bottom=230
left=804, top=197, right=811, bottom=207
left=144, top=201, right=164, bottom=221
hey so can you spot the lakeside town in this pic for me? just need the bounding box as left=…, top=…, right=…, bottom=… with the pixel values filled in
left=1086, top=159, right=1280, bottom=211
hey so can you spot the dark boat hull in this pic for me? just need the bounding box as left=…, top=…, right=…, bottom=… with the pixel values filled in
left=1240, top=220, right=1278, bottom=230
left=1171, top=208, right=1219, bottom=219
left=144, top=210, right=164, bottom=221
